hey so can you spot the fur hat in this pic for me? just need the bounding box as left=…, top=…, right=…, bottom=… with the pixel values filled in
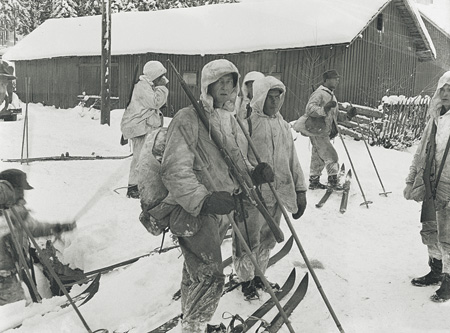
left=0, top=169, right=33, bottom=190
left=0, top=60, right=16, bottom=81
left=323, top=69, right=340, bottom=81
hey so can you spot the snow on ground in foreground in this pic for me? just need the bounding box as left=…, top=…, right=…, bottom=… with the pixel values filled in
left=1, top=103, right=450, bottom=333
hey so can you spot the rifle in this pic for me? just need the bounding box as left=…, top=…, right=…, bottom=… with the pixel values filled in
left=421, top=123, right=437, bottom=223
left=167, top=59, right=284, bottom=243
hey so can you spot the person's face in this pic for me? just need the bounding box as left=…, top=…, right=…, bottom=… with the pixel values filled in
left=245, top=81, right=254, bottom=99
left=209, top=73, right=235, bottom=108
left=440, top=84, right=450, bottom=110
left=325, top=77, right=340, bottom=90
left=153, top=75, right=167, bottom=87
left=263, top=89, right=282, bottom=116
left=0, top=79, right=8, bottom=105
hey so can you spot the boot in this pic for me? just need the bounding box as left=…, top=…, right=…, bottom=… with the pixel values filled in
left=430, top=273, right=450, bottom=302
left=309, top=176, right=326, bottom=190
left=411, top=257, right=443, bottom=287
left=126, top=184, right=140, bottom=199
left=327, top=175, right=343, bottom=191
left=241, top=280, right=259, bottom=300
left=253, top=276, right=280, bottom=291
left=205, top=323, right=227, bottom=333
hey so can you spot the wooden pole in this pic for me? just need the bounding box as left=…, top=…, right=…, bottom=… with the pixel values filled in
left=100, top=0, right=111, bottom=125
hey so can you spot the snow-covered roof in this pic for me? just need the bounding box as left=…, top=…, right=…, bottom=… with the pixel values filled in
left=417, top=1, right=450, bottom=38
left=3, top=0, right=435, bottom=61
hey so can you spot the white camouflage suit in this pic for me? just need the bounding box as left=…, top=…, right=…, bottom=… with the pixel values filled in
left=120, top=61, right=169, bottom=187
left=161, top=60, right=249, bottom=333
left=405, top=71, right=450, bottom=273
left=233, top=76, right=307, bottom=282
left=305, top=85, right=347, bottom=177
left=235, top=71, right=265, bottom=120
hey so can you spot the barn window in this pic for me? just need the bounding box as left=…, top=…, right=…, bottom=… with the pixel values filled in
left=183, top=72, right=197, bottom=86
left=377, top=13, right=384, bottom=32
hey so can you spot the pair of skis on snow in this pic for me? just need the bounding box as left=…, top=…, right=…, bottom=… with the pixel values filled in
left=142, top=236, right=308, bottom=333
left=315, top=164, right=352, bottom=213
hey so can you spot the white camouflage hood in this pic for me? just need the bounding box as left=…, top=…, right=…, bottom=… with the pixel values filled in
left=241, top=71, right=265, bottom=99
left=429, top=71, right=450, bottom=120
left=200, top=59, right=240, bottom=113
left=250, top=76, right=286, bottom=116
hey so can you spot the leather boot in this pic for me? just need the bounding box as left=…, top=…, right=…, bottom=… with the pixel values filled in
left=431, top=273, right=450, bottom=302
left=309, top=175, right=326, bottom=190
left=411, top=257, right=443, bottom=287
left=327, top=175, right=343, bottom=191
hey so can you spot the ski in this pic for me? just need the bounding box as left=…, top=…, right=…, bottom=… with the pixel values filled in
left=262, top=272, right=309, bottom=333
left=243, top=268, right=296, bottom=332
left=3, top=273, right=101, bottom=331
left=315, top=188, right=333, bottom=208
left=146, top=268, right=296, bottom=333
left=340, top=169, right=352, bottom=214
left=2, top=153, right=132, bottom=163
left=221, top=235, right=294, bottom=295
left=315, top=163, right=345, bottom=208
left=172, top=235, right=293, bottom=301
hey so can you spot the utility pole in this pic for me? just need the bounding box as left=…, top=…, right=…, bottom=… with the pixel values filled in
left=100, top=0, right=111, bottom=125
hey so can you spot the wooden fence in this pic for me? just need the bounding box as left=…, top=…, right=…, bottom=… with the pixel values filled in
left=337, top=98, right=430, bottom=150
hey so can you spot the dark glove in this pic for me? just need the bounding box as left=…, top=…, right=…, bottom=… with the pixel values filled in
left=323, top=100, right=337, bottom=113
left=347, top=106, right=357, bottom=120
left=251, top=163, right=274, bottom=185
left=200, top=191, right=235, bottom=215
left=52, top=221, right=77, bottom=235
left=292, top=191, right=307, bottom=219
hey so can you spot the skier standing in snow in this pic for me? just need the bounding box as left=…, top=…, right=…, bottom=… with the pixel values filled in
left=235, top=71, right=265, bottom=119
left=160, top=59, right=273, bottom=332
left=121, top=61, right=169, bottom=199
left=404, top=71, right=450, bottom=302
left=0, top=169, right=76, bottom=306
left=233, top=76, right=307, bottom=299
left=294, top=70, right=356, bottom=190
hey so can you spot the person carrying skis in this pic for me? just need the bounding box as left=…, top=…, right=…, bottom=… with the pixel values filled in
left=235, top=71, right=265, bottom=119
left=404, top=71, right=450, bottom=302
left=296, top=69, right=356, bottom=190
left=120, top=61, right=169, bottom=199
left=233, top=76, right=307, bottom=299
left=0, top=169, right=76, bottom=306
left=160, top=59, right=273, bottom=333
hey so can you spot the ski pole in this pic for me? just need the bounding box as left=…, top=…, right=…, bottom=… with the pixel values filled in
left=332, top=117, right=372, bottom=208
left=2, top=208, right=42, bottom=303
left=8, top=207, right=102, bottom=333
left=179, top=125, right=296, bottom=333
left=235, top=117, right=346, bottom=333
left=354, top=117, right=391, bottom=196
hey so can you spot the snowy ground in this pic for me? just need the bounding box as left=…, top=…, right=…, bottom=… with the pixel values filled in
left=1, top=102, right=449, bottom=333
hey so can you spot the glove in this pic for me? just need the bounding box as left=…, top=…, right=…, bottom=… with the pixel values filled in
left=403, top=183, right=413, bottom=200
left=292, top=191, right=307, bottom=219
left=323, top=100, right=337, bottom=113
left=251, top=163, right=275, bottom=185
left=347, top=106, right=357, bottom=120
left=200, top=191, right=235, bottom=215
left=52, top=221, right=77, bottom=236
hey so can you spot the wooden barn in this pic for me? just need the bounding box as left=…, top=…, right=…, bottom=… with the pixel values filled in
left=3, top=0, right=445, bottom=122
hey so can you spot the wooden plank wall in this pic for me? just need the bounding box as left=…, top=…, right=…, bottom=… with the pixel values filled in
left=13, top=1, right=442, bottom=122
left=414, top=19, right=450, bottom=96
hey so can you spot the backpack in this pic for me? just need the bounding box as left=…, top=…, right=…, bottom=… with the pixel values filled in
left=137, top=127, right=175, bottom=236
left=292, top=114, right=328, bottom=137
